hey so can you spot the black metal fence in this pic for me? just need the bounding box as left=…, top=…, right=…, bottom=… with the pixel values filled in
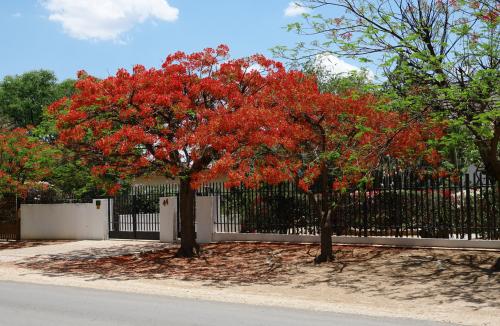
left=199, top=182, right=319, bottom=235
left=15, top=170, right=500, bottom=241
left=109, top=184, right=179, bottom=239
left=205, top=170, right=499, bottom=240
left=331, top=171, right=499, bottom=240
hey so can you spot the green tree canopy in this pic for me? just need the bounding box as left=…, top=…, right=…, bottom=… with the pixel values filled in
left=302, top=61, right=376, bottom=96
left=276, top=0, right=499, bottom=181
left=0, top=70, right=75, bottom=128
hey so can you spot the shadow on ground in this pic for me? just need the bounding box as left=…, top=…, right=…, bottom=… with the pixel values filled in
left=17, top=243, right=308, bottom=284
left=16, top=242, right=500, bottom=309
left=0, top=240, right=71, bottom=250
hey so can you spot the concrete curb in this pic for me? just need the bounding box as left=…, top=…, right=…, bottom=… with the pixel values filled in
left=213, top=233, right=500, bottom=250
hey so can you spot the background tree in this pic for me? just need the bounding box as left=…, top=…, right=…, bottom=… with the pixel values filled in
left=301, top=59, right=376, bottom=96
left=275, top=0, right=499, bottom=182
left=0, top=70, right=75, bottom=128
left=0, top=114, right=12, bottom=129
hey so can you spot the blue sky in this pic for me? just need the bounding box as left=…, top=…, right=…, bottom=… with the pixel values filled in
left=0, top=1, right=358, bottom=81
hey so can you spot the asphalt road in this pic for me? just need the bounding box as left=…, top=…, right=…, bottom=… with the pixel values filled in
left=0, top=281, right=451, bottom=326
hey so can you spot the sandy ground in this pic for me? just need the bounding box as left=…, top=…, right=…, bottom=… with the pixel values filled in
left=0, top=240, right=71, bottom=251
left=0, top=240, right=498, bottom=326
left=0, top=240, right=143, bottom=262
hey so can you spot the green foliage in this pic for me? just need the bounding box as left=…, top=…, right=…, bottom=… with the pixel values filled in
left=29, top=111, right=101, bottom=198
left=277, top=0, right=500, bottom=179
left=45, top=156, right=102, bottom=199
left=302, top=60, right=375, bottom=96
left=0, top=70, right=94, bottom=196
left=0, top=70, right=66, bottom=127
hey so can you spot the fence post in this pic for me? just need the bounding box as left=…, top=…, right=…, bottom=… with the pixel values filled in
left=15, top=195, right=21, bottom=241
left=159, top=196, right=178, bottom=242
left=363, top=193, right=368, bottom=237
left=132, top=195, right=138, bottom=239
left=465, top=174, right=472, bottom=240
left=196, top=195, right=215, bottom=243
left=106, top=198, right=113, bottom=240
left=495, top=180, right=499, bottom=240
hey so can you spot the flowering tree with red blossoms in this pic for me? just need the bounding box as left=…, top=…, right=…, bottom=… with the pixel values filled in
left=195, top=68, right=444, bottom=262
left=50, top=45, right=442, bottom=260
left=49, top=45, right=308, bottom=257
left=0, top=128, right=57, bottom=198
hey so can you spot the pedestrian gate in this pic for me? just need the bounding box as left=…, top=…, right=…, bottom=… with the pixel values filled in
left=0, top=195, right=19, bottom=241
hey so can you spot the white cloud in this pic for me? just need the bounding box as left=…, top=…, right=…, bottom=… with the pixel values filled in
left=284, top=1, right=309, bottom=17
left=315, top=54, right=375, bottom=80
left=42, top=0, right=179, bottom=41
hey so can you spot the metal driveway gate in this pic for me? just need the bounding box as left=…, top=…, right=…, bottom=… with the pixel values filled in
left=109, top=185, right=179, bottom=240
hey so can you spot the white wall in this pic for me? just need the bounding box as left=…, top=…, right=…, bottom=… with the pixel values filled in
left=20, top=199, right=109, bottom=240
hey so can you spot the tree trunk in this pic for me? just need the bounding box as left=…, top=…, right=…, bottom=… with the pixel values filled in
left=476, top=141, right=500, bottom=185
left=315, top=209, right=333, bottom=263
left=175, top=177, right=199, bottom=258
left=313, top=162, right=334, bottom=264
left=473, top=122, right=499, bottom=184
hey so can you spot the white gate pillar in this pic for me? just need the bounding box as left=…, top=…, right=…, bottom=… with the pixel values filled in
left=159, top=196, right=177, bottom=243
left=196, top=196, right=217, bottom=243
